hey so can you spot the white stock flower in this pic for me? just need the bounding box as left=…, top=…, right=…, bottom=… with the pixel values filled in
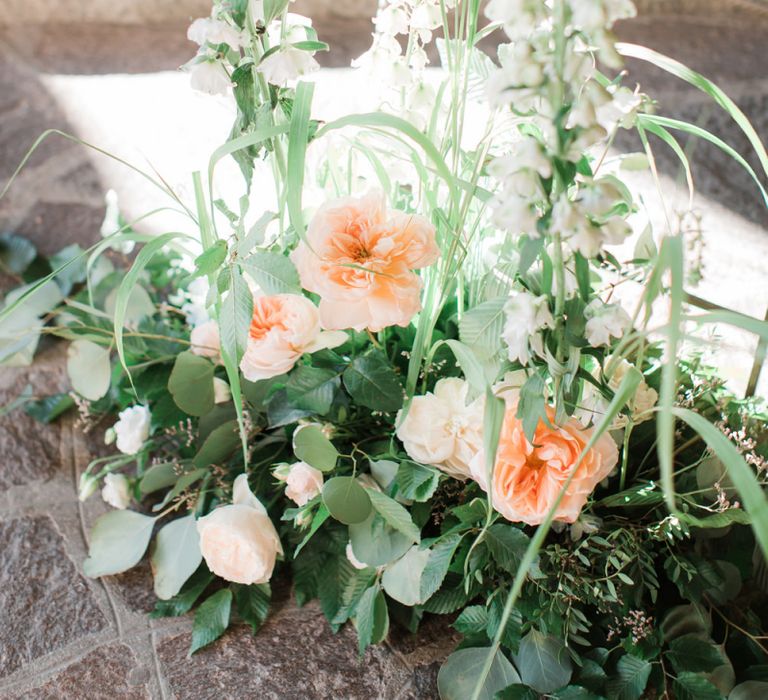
left=584, top=300, right=631, bottom=346
left=189, top=60, right=231, bottom=95
left=284, top=461, right=324, bottom=506
left=502, top=291, right=554, bottom=365
left=197, top=474, right=283, bottom=585
left=114, top=405, right=151, bottom=455
left=595, top=86, right=642, bottom=131
left=258, top=46, right=319, bottom=85
left=213, top=377, right=232, bottom=404
left=395, top=378, right=483, bottom=479
left=101, top=473, right=131, bottom=510
left=486, top=0, right=546, bottom=40
left=375, top=5, right=410, bottom=35
left=490, top=194, right=540, bottom=235
left=187, top=17, right=246, bottom=49
left=182, top=277, right=211, bottom=327
left=100, top=190, right=134, bottom=254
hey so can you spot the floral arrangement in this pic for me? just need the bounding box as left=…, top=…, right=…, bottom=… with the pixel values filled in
left=2, top=0, right=768, bottom=697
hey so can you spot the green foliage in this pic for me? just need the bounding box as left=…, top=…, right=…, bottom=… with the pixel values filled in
left=515, top=630, right=572, bottom=694
left=233, top=583, right=271, bottom=634
left=606, top=655, right=652, bottom=700
left=343, top=351, right=404, bottom=412
left=395, top=461, right=440, bottom=502
left=322, top=477, right=372, bottom=525
left=355, top=584, right=389, bottom=655
left=293, top=424, right=339, bottom=471
left=83, top=510, right=156, bottom=578
left=286, top=366, right=340, bottom=415
left=438, top=648, right=520, bottom=700
left=240, top=251, right=301, bottom=295
left=190, top=589, right=233, bottom=654
left=151, top=514, right=202, bottom=600
left=168, top=351, right=215, bottom=417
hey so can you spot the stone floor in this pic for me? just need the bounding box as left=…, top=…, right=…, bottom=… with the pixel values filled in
left=1, top=3, right=768, bottom=698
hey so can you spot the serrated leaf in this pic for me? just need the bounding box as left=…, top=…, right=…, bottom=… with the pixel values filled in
left=459, top=297, right=506, bottom=360
left=192, top=240, right=228, bottom=279
left=343, top=352, right=403, bottom=412
left=355, top=584, right=388, bottom=655
left=150, top=567, right=214, bottom=618
left=485, top=525, right=530, bottom=574
left=240, top=250, right=300, bottom=295
left=219, top=266, right=253, bottom=366
left=233, top=583, right=271, bottom=634
left=293, top=424, right=339, bottom=471
left=420, top=534, right=462, bottom=601
left=454, top=605, right=489, bottom=636
left=515, top=629, right=572, bottom=693
left=168, top=351, right=215, bottom=417
left=438, top=647, right=521, bottom=700
left=515, top=373, right=548, bottom=444
left=24, top=393, right=74, bottom=423
left=286, top=366, right=339, bottom=415
left=83, top=510, right=156, bottom=578
left=151, top=515, right=202, bottom=600
left=190, top=588, right=232, bottom=654
left=667, top=634, right=725, bottom=674
left=395, top=461, right=440, bottom=502
left=366, top=489, right=420, bottom=543
left=672, top=672, right=723, bottom=700
left=606, top=655, right=651, bottom=700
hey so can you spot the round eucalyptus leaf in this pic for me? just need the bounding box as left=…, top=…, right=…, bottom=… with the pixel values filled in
left=515, top=629, right=572, bottom=693
left=322, top=476, right=371, bottom=525
left=151, top=515, right=202, bottom=600
left=293, top=424, right=339, bottom=472
left=349, top=512, right=413, bottom=567
left=67, top=339, right=111, bottom=401
left=437, top=647, right=520, bottom=700
left=83, top=510, right=156, bottom=578
left=381, top=545, right=430, bottom=606
left=730, top=681, right=768, bottom=700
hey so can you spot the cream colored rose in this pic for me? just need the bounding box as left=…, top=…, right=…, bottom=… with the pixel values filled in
left=607, top=358, right=658, bottom=424
left=284, top=461, right=323, bottom=506
left=190, top=320, right=221, bottom=361
left=197, top=474, right=283, bottom=585
left=113, top=405, right=151, bottom=455
left=395, top=378, right=483, bottom=479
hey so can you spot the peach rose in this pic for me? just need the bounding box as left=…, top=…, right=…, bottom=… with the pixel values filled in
left=470, top=406, right=618, bottom=526
left=197, top=474, right=283, bottom=585
left=290, top=191, right=439, bottom=332
left=239, top=294, right=347, bottom=381
left=283, top=461, right=324, bottom=506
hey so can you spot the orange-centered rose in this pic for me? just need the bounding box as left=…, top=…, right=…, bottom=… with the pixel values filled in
left=470, top=406, right=618, bottom=526
left=290, top=191, right=439, bottom=332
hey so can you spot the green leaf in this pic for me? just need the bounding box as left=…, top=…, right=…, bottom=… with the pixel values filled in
left=139, top=462, right=180, bottom=495
left=366, top=489, right=420, bottom=543
left=24, top=393, right=74, bottom=423
left=168, top=351, right=215, bottom=417
left=444, top=339, right=490, bottom=395
left=355, top=584, right=389, bottom=655
left=233, top=583, right=271, bottom=634
left=395, top=461, right=440, bottom=502
left=343, top=352, right=404, bottom=412
left=667, top=634, right=724, bottom=674
left=606, top=655, right=652, bottom=700
left=381, top=546, right=430, bottom=606
left=286, top=366, right=339, bottom=415
left=454, top=605, right=490, bottom=636
left=515, top=373, right=548, bottom=444
left=293, top=424, right=339, bottom=472
left=0, top=232, right=36, bottom=274
left=83, top=510, right=156, bottom=577
left=66, top=339, right=111, bottom=401
left=219, top=265, right=253, bottom=366
left=672, top=407, right=768, bottom=562
left=50, top=243, right=87, bottom=295
left=240, top=251, right=300, bottom=295
left=550, top=687, right=602, bottom=700
left=495, top=686, right=538, bottom=700
left=151, top=514, right=202, bottom=600
left=459, top=298, right=506, bottom=360
left=293, top=504, right=330, bottom=556
left=193, top=420, right=240, bottom=468
left=190, top=589, right=232, bottom=654
left=672, top=672, right=723, bottom=700
left=286, top=81, right=314, bottom=240
left=515, top=629, right=572, bottom=693
left=485, top=525, right=530, bottom=575
left=150, top=567, right=214, bottom=618
left=438, top=647, right=521, bottom=700
left=349, top=512, right=413, bottom=567
left=192, top=239, right=228, bottom=279
left=420, top=534, right=462, bottom=601
left=730, top=681, right=768, bottom=700
left=322, top=476, right=372, bottom=524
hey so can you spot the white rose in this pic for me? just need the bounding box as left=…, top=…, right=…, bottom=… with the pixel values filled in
left=213, top=377, right=231, bottom=404
left=396, top=378, right=483, bottom=479
left=189, top=61, right=231, bottom=95
left=197, top=474, right=283, bottom=585
left=101, top=473, right=131, bottom=510
left=190, top=319, right=221, bottom=360
left=257, top=46, right=319, bottom=86
left=607, top=358, right=658, bottom=424
left=284, top=461, right=323, bottom=506
left=114, top=405, right=151, bottom=455
left=585, top=300, right=631, bottom=347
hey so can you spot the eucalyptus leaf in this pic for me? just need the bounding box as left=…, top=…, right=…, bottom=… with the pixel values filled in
left=515, top=629, right=572, bottom=693
left=381, top=546, right=430, bottom=606
left=349, top=512, right=412, bottom=567
left=67, top=339, right=111, bottom=401
left=437, top=647, right=521, bottom=700
left=322, top=476, right=372, bottom=525
left=293, top=424, right=339, bottom=472
left=151, top=515, right=202, bottom=600
left=83, top=510, right=156, bottom=578
left=168, top=351, right=215, bottom=417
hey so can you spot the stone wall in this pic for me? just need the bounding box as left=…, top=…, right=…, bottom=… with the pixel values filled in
left=0, top=0, right=378, bottom=25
